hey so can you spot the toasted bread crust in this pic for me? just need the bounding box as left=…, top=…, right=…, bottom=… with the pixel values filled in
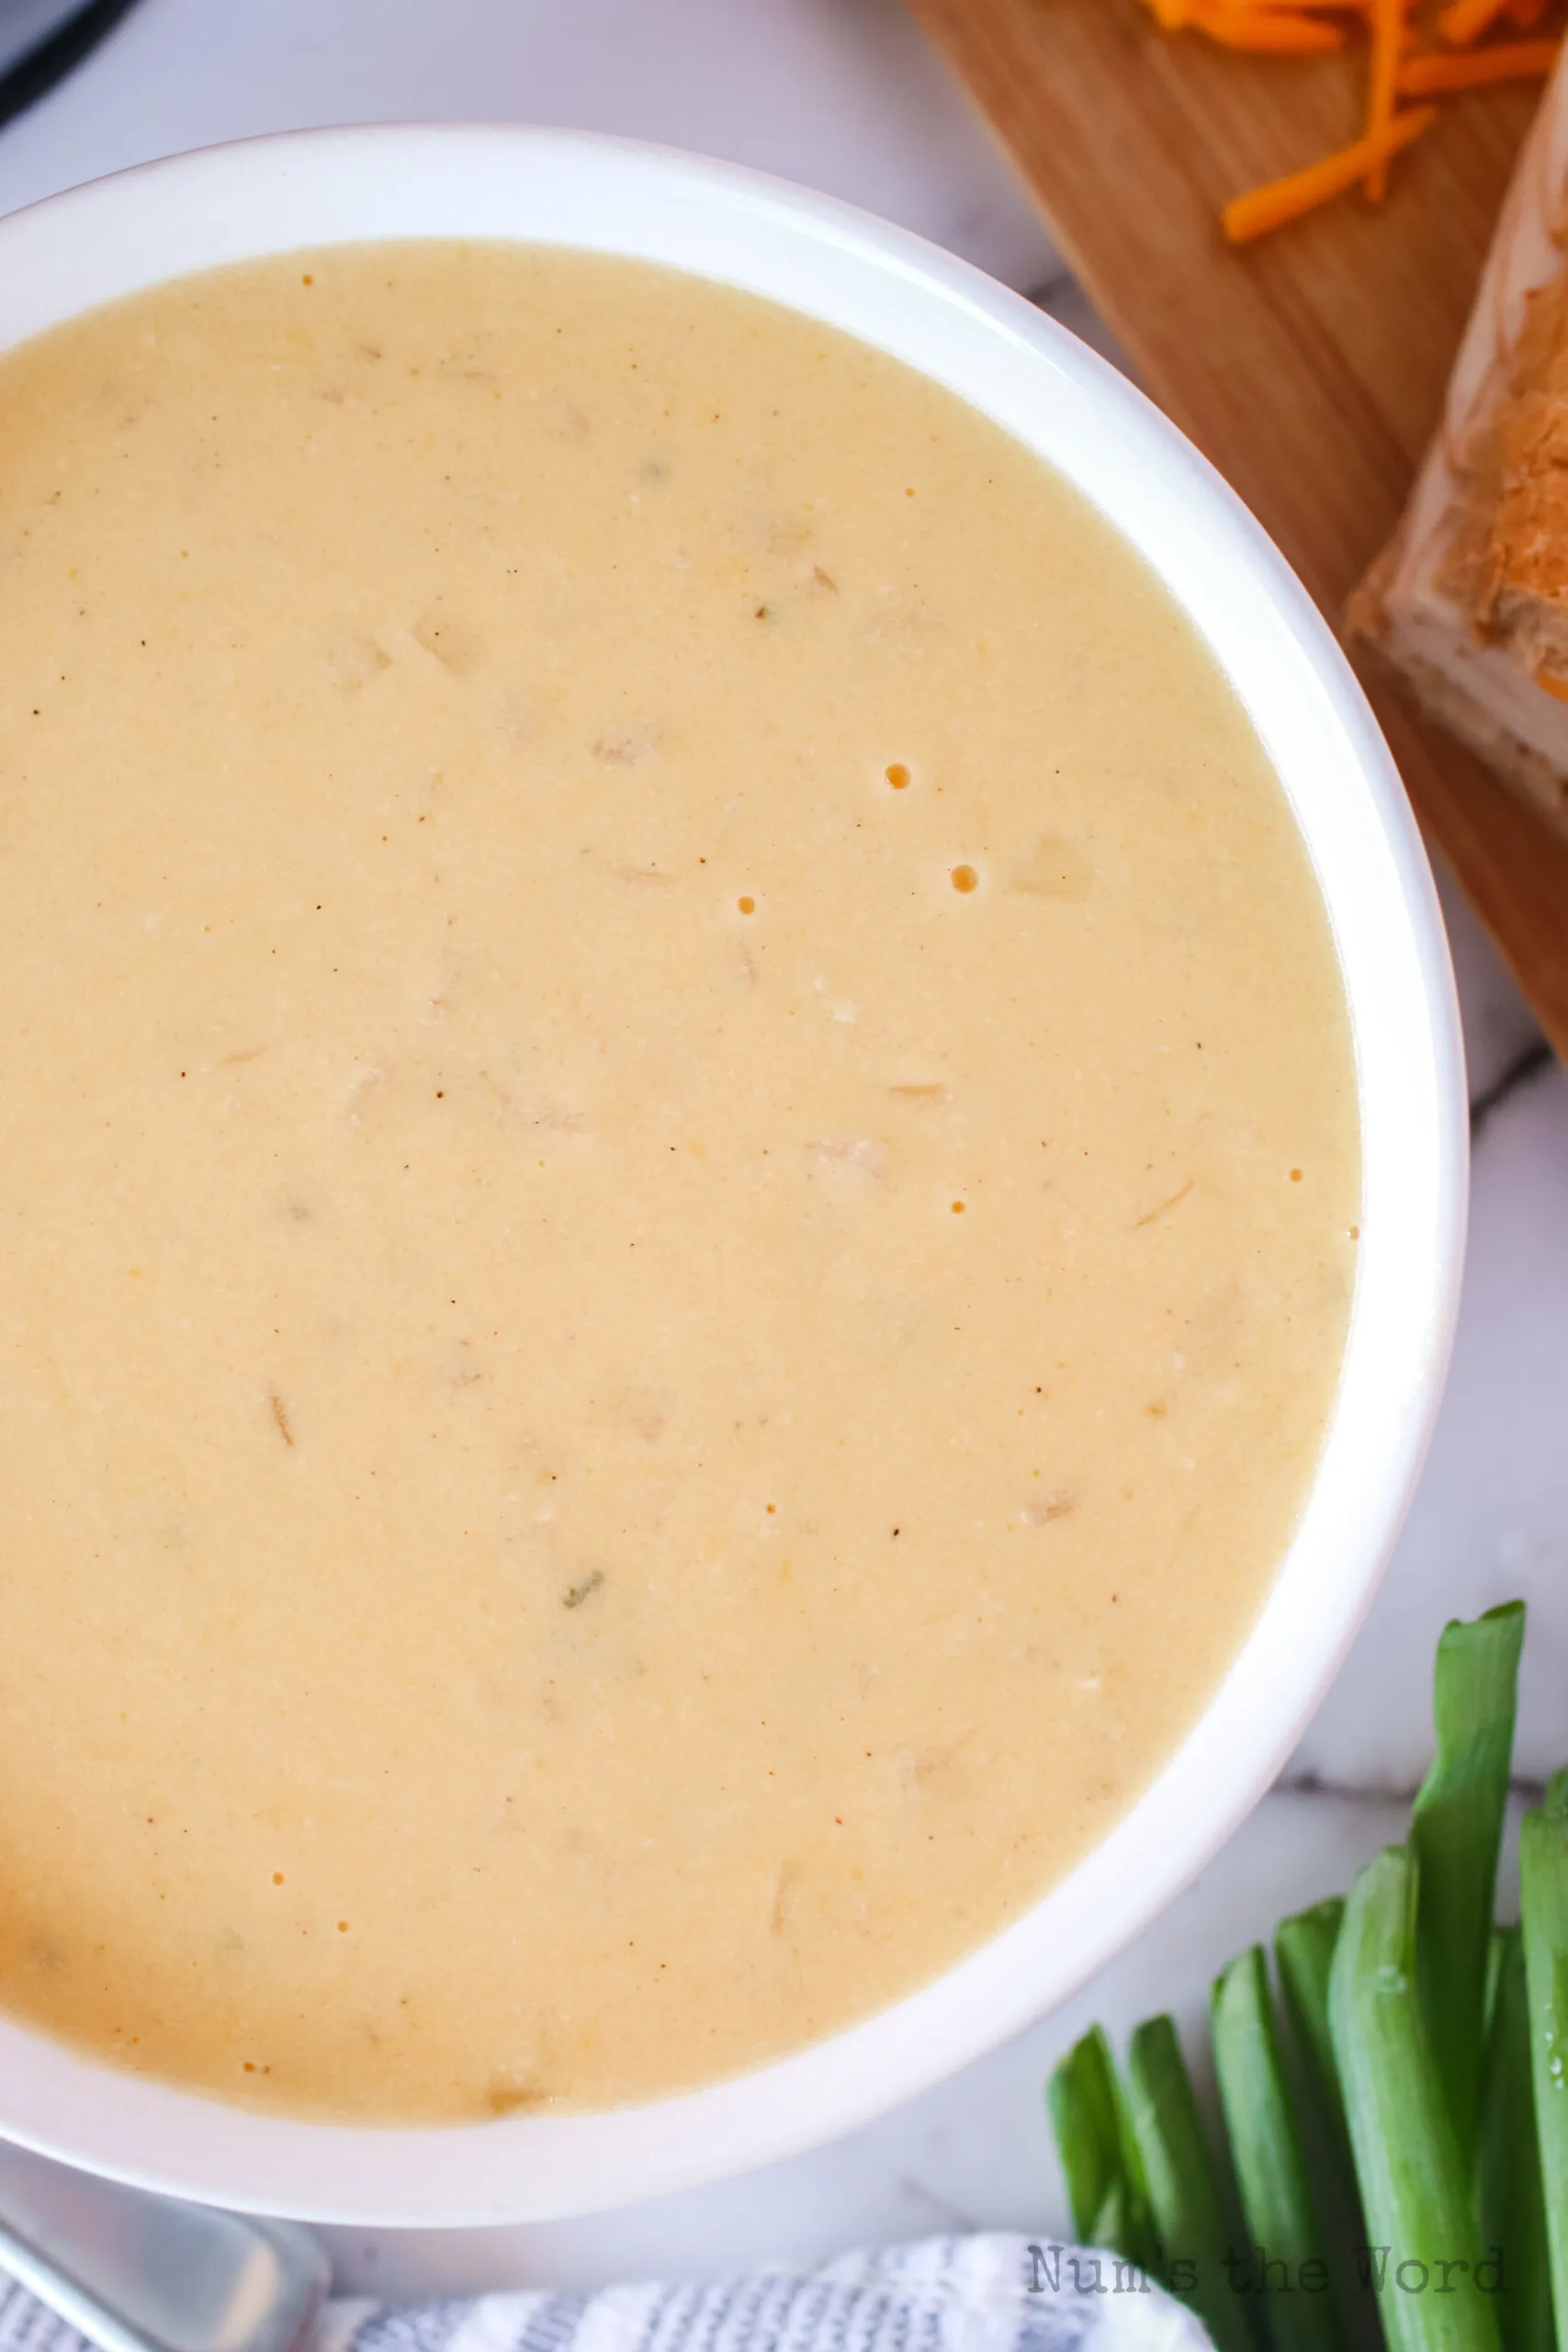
left=1455, top=266, right=1568, bottom=667
left=1348, top=51, right=1568, bottom=839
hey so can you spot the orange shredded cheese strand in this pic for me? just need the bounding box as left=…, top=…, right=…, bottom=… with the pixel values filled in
left=1537, top=668, right=1568, bottom=703
left=1139, top=0, right=1365, bottom=19
left=1183, top=1, right=1340, bottom=45
left=1136, top=0, right=1557, bottom=242
left=1190, top=0, right=1348, bottom=45
left=1437, top=0, right=1513, bottom=43
left=1365, top=0, right=1406, bottom=198
left=1397, top=35, right=1559, bottom=83
left=1223, top=107, right=1438, bottom=242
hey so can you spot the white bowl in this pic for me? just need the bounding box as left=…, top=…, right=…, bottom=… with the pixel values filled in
left=0, top=123, right=1465, bottom=2228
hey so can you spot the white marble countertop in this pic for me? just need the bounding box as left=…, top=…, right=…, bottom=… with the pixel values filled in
left=3, top=0, right=1566, bottom=2302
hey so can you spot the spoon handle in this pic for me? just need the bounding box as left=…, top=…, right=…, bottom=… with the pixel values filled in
left=0, top=2139, right=328, bottom=2352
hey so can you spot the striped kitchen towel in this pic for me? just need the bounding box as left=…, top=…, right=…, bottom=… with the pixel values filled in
left=316, top=2235, right=1212, bottom=2352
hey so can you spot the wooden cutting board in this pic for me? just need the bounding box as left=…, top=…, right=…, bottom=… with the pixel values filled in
left=904, top=0, right=1568, bottom=1063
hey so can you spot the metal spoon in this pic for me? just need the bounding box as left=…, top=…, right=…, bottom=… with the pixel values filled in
left=0, top=2139, right=328, bottom=2352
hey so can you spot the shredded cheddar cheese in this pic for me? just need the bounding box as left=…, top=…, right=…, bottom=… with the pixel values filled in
left=1146, top=0, right=1350, bottom=36
left=1438, top=0, right=1516, bottom=42
left=1222, top=107, right=1438, bottom=240
left=1365, top=0, right=1406, bottom=194
left=1396, top=35, right=1558, bottom=80
left=1197, top=6, right=1350, bottom=48
left=1135, top=0, right=1562, bottom=237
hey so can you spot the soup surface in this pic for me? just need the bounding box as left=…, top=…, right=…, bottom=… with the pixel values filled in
left=0, top=244, right=1358, bottom=2120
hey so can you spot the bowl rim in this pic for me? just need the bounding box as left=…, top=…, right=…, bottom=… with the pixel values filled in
left=0, top=119, right=1468, bottom=2227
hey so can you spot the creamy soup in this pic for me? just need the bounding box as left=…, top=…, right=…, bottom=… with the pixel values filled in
left=0, top=244, right=1358, bottom=2121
